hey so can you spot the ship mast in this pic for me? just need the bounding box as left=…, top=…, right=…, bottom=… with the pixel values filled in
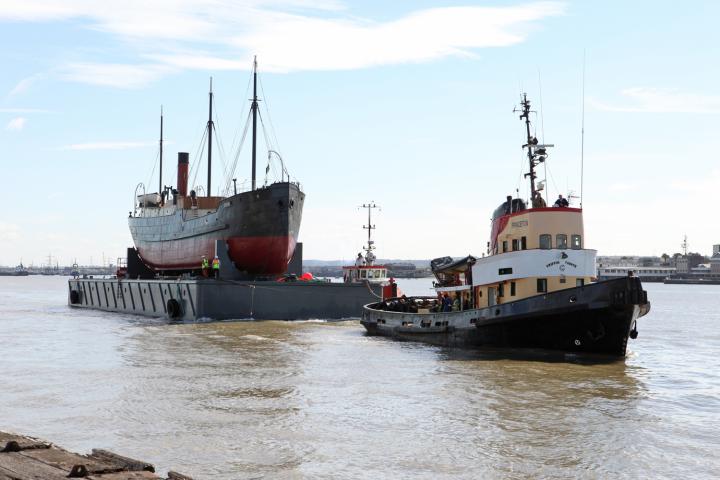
left=362, top=202, right=379, bottom=265
left=251, top=56, right=258, bottom=191
left=159, top=105, right=163, bottom=195
left=517, top=93, right=552, bottom=201
left=207, top=77, right=214, bottom=196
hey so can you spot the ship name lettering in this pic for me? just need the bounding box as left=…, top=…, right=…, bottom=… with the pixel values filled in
left=566, top=261, right=577, bottom=268
left=511, top=220, right=528, bottom=228
left=546, top=261, right=559, bottom=268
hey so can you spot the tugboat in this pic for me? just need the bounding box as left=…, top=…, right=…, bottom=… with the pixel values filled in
left=361, top=94, right=650, bottom=357
left=128, top=58, right=304, bottom=276
left=342, top=202, right=390, bottom=285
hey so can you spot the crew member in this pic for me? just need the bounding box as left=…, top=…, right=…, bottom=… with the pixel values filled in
left=532, top=191, right=547, bottom=208
left=355, top=253, right=365, bottom=266
left=554, top=194, right=569, bottom=208
left=212, top=255, right=220, bottom=279
left=201, top=256, right=209, bottom=277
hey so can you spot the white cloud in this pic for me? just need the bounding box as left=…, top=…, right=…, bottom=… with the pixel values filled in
left=6, top=117, right=26, bottom=130
left=0, top=107, right=51, bottom=113
left=57, top=63, right=175, bottom=89
left=0, top=222, right=21, bottom=241
left=590, top=87, right=720, bottom=114
left=0, top=1, right=565, bottom=85
left=59, top=141, right=157, bottom=150
left=7, top=73, right=45, bottom=96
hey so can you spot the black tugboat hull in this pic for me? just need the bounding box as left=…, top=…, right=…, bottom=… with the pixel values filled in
left=361, top=277, right=649, bottom=357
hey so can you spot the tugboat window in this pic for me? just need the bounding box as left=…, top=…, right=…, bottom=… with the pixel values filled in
left=537, top=278, right=548, bottom=293
left=498, top=283, right=505, bottom=297
left=512, top=239, right=519, bottom=251
left=502, top=240, right=508, bottom=253
left=539, top=234, right=552, bottom=249
left=361, top=270, right=367, bottom=278
left=556, top=234, right=568, bottom=249
left=510, top=281, right=516, bottom=296
left=571, top=235, right=582, bottom=249
left=499, top=268, right=513, bottom=275
left=576, top=278, right=585, bottom=287
left=521, top=236, right=527, bottom=250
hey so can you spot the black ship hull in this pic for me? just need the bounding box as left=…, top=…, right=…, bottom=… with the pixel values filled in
left=361, top=277, right=650, bottom=357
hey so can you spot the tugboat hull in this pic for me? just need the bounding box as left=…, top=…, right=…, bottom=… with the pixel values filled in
left=361, top=277, right=649, bottom=357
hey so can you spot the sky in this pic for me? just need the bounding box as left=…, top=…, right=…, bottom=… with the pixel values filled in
left=0, top=0, right=718, bottom=266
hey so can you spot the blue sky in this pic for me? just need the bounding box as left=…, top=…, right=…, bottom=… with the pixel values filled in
left=0, top=1, right=718, bottom=266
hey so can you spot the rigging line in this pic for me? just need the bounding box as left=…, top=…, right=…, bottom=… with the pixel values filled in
left=538, top=69, right=548, bottom=202
left=146, top=149, right=160, bottom=193
left=224, top=109, right=253, bottom=195
left=580, top=49, right=586, bottom=209
left=210, top=97, right=229, bottom=195
left=258, top=75, right=282, bottom=156
left=229, top=68, right=254, bottom=155
left=190, top=128, right=208, bottom=191
left=186, top=119, right=209, bottom=183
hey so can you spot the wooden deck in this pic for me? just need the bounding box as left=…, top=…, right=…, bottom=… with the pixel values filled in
left=0, top=432, right=192, bottom=480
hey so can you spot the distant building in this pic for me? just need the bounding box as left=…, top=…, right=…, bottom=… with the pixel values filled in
left=676, top=256, right=689, bottom=274
left=711, top=254, right=720, bottom=274
left=714, top=244, right=720, bottom=256
left=597, top=266, right=675, bottom=282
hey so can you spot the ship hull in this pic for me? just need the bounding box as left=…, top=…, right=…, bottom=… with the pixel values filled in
left=129, top=182, right=304, bottom=275
left=361, top=277, right=650, bottom=357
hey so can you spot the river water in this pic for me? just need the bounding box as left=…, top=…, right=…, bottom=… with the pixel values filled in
left=0, top=276, right=718, bottom=479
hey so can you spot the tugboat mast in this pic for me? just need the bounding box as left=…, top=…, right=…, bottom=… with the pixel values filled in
left=251, top=56, right=258, bottom=191
left=362, top=202, right=379, bottom=265
left=207, top=77, right=214, bottom=196
left=516, top=93, right=552, bottom=201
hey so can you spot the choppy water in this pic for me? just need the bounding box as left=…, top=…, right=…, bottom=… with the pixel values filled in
left=1, top=276, right=719, bottom=479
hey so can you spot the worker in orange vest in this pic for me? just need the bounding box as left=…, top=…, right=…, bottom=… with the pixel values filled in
left=212, top=255, right=220, bottom=279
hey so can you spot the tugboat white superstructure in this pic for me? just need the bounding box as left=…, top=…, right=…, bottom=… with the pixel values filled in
left=343, top=202, right=389, bottom=285
left=361, top=94, right=650, bottom=357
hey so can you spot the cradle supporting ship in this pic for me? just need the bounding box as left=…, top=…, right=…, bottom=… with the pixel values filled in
left=361, top=94, right=650, bottom=357
left=128, top=58, right=304, bottom=276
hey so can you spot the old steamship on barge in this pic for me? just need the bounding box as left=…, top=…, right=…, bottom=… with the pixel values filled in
left=129, top=59, right=304, bottom=276
left=362, top=94, right=650, bottom=357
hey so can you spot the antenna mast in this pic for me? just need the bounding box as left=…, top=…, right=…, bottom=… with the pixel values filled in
left=207, top=77, right=214, bottom=196
left=516, top=94, right=552, bottom=201
left=159, top=105, right=163, bottom=194
left=361, top=202, right=379, bottom=266
left=251, top=56, right=258, bottom=191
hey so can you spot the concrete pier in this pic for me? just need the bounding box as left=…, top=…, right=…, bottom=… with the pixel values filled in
left=0, top=431, right=192, bottom=479
left=68, top=277, right=380, bottom=321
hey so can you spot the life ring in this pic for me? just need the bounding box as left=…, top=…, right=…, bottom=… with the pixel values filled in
left=166, top=299, right=182, bottom=319
left=69, top=290, right=80, bottom=304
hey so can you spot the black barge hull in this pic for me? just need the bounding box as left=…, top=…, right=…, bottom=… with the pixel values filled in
left=361, top=277, right=650, bottom=357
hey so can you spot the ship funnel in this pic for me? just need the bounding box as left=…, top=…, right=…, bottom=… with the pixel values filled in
left=177, top=152, right=189, bottom=196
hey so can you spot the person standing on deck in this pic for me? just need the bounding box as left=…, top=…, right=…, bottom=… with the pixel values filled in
left=212, top=256, right=220, bottom=279
left=201, top=256, right=209, bottom=277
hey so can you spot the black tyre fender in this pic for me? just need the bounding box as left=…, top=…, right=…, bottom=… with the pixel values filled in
left=69, top=290, right=81, bottom=304
left=167, top=298, right=182, bottom=319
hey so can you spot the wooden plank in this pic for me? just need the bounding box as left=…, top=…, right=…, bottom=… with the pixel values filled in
left=20, top=448, right=120, bottom=475
left=0, top=452, right=69, bottom=480
left=87, top=472, right=159, bottom=479
left=90, top=449, right=154, bottom=472
left=0, top=432, right=50, bottom=452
